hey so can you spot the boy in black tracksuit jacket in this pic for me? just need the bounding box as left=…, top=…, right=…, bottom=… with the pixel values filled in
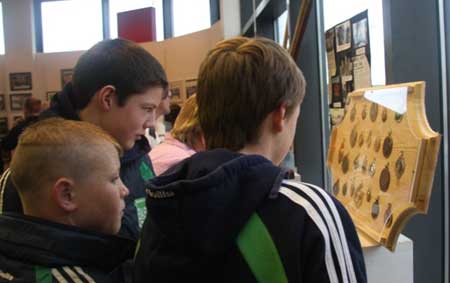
left=134, top=37, right=367, bottom=282
left=0, top=38, right=168, bottom=241
left=0, top=118, right=134, bottom=282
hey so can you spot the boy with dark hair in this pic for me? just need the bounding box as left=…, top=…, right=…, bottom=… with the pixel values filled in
left=0, top=118, right=134, bottom=282
left=134, top=37, right=367, bottom=282
left=0, top=38, right=168, bottom=241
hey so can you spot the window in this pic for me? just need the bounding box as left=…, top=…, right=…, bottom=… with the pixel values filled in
left=172, top=0, right=210, bottom=37
left=274, top=10, right=288, bottom=46
left=40, top=0, right=103, bottom=53
left=0, top=2, right=4, bottom=55
left=323, top=0, right=385, bottom=86
left=109, top=0, right=164, bottom=42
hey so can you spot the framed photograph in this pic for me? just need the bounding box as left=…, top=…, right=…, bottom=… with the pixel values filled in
left=169, top=81, right=184, bottom=103
left=353, top=18, right=368, bottom=48
left=0, top=94, right=5, bottom=111
left=185, top=79, right=197, bottom=98
left=10, top=93, right=31, bottom=111
left=60, top=68, right=74, bottom=88
left=335, top=21, right=351, bottom=52
left=46, top=91, right=58, bottom=102
left=9, top=72, right=32, bottom=91
left=0, top=117, right=8, bottom=137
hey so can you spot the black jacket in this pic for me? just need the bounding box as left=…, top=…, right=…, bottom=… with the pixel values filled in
left=0, top=213, right=135, bottom=283
left=1, top=116, right=40, bottom=151
left=134, top=149, right=367, bottom=283
left=0, top=84, right=155, bottom=241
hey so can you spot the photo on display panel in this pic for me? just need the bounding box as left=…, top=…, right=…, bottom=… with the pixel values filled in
left=10, top=93, right=32, bottom=111
left=9, top=72, right=32, bottom=91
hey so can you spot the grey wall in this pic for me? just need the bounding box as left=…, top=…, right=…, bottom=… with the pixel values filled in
left=383, top=1, right=445, bottom=283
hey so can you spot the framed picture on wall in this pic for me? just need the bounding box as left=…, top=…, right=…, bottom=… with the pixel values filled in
left=0, top=117, right=8, bottom=137
left=60, top=68, right=74, bottom=88
left=169, top=80, right=184, bottom=103
left=10, top=93, right=31, bottom=111
left=185, top=79, right=197, bottom=98
left=0, top=94, right=5, bottom=111
left=9, top=72, right=32, bottom=91
left=46, top=91, right=58, bottom=102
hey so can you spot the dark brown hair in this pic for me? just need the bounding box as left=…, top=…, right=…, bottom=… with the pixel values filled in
left=197, top=37, right=306, bottom=151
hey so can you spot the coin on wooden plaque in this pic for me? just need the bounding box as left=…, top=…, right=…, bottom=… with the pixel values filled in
left=395, top=152, right=406, bottom=179
left=358, top=132, right=365, bottom=147
left=342, top=182, right=348, bottom=196
left=333, top=180, right=340, bottom=195
left=366, top=131, right=372, bottom=148
left=383, top=134, right=393, bottom=158
left=350, top=127, right=357, bottom=148
left=350, top=105, right=356, bottom=122
left=342, top=155, right=349, bottom=174
left=362, top=104, right=367, bottom=120
left=381, top=108, right=388, bottom=122
left=374, top=136, right=381, bottom=153
left=370, top=103, right=378, bottom=122
left=395, top=112, right=403, bottom=123
left=353, top=154, right=360, bottom=171
left=369, top=159, right=376, bottom=177
left=380, top=164, right=391, bottom=192
left=354, top=184, right=364, bottom=208
left=350, top=182, right=355, bottom=197
left=372, top=197, right=380, bottom=219
left=362, top=155, right=368, bottom=173
left=384, top=203, right=393, bottom=227
left=366, top=187, right=372, bottom=202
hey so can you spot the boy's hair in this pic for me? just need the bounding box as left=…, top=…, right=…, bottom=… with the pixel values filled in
left=197, top=37, right=306, bottom=151
left=170, top=95, right=202, bottom=149
left=72, top=38, right=168, bottom=110
left=10, top=118, right=122, bottom=196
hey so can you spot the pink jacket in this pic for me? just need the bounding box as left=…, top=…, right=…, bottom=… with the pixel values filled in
left=149, top=134, right=196, bottom=175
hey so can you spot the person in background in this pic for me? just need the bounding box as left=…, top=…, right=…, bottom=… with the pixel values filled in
left=134, top=37, right=366, bottom=282
left=0, top=38, right=168, bottom=242
left=163, top=103, right=181, bottom=131
left=146, top=91, right=171, bottom=147
left=1, top=97, right=42, bottom=153
left=150, top=94, right=205, bottom=175
left=0, top=118, right=134, bottom=282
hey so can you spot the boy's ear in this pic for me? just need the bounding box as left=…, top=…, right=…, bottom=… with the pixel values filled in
left=272, top=104, right=288, bottom=133
left=51, top=177, right=77, bottom=212
left=97, top=85, right=116, bottom=111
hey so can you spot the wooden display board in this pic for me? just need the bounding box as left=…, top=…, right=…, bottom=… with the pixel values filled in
left=327, top=82, right=440, bottom=251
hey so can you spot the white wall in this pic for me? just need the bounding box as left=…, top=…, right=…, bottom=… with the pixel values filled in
left=0, top=0, right=227, bottom=128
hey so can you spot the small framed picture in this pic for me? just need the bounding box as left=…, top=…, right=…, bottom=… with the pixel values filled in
left=46, top=91, right=58, bottom=102
left=0, top=94, right=5, bottom=111
left=0, top=117, right=8, bottom=137
left=169, top=80, right=184, bottom=103
left=9, top=72, right=32, bottom=91
left=60, top=68, right=74, bottom=88
left=10, top=93, right=31, bottom=111
left=185, top=79, right=197, bottom=98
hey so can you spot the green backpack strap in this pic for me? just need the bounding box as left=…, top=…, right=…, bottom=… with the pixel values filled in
left=237, top=213, right=288, bottom=283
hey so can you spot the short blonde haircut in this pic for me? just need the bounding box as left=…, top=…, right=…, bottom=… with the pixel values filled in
left=10, top=118, right=122, bottom=195
left=170, top=95, right=202, bottom=149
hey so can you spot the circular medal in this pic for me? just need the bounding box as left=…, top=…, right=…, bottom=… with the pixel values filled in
left=383, top=134, right=393, bottom=158
left=395, top=152, right=406, bottom=179
left=361, top=156, right=368, bottom=173
left=350, top=183, right=355, bottom=197
left=370, top=103, right=378, bottom=122
left=333, top=180, right=340, bottom=195
left=381, top=108, right=388, bottom=122
left=371, top=197, right=380, bottom=219
left=380, top=164, right=391, bottom=192
left=354, top=185, right=363, bottom=208
left=342, top=182, right=348, bottom=196
left=353, top=154, right=360, bottom=171
left=350, top=127, right=357, bottom=148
